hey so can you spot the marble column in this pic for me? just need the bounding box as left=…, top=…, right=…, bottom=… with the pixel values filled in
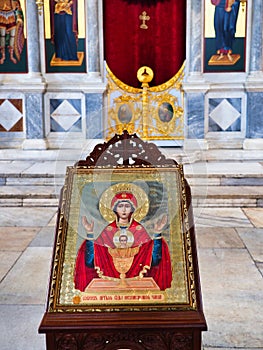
left=245, top=0, right=263, bottom=141
left=248, top=0, right=263, bottom=74
left=185, top=0, right=202, bottom=78
left=25, top=0, right=42, bottom=76
left=87, top=0, right=101, bottom=75
left=183, top=0, right=208, bottom=146
left=22, top=1, right=46, bottom=149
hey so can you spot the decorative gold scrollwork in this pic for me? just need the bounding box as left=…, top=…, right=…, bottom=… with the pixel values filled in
left=105, top=63, right=185, bottom=141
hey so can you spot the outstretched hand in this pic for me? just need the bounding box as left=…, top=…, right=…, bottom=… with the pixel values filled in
left=82, top=216, right=94, bottom=233
left=154, top=214, right=168, bottom=233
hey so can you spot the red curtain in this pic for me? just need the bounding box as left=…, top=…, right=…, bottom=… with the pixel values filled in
left=104, top=0, right=186, bottom=87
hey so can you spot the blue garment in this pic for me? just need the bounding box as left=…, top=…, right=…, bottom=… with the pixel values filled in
left=151, top=233, right=162, bottom=266
left=214, top=0, right=240, bottom=52
left=85, top=239, right=94, bottom=268
left=54, top=13, right=78, bottom=60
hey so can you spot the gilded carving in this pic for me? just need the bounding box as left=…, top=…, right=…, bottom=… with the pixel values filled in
left=105, top=63, right=185, bottom=141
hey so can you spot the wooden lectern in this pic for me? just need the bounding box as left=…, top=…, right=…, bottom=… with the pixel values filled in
left=39, top=131, right=207, bottom=349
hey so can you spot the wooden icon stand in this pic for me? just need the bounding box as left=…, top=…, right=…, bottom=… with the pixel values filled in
left=39, top=131, right=207, bottom=349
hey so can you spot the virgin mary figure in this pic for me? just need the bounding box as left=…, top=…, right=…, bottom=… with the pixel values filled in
left=74, top=184, right=172, bottom=292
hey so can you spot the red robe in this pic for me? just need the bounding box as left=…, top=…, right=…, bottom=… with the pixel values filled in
left=74, top=219, right=172, bottom=292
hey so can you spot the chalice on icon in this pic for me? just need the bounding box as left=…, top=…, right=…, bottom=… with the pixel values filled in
left=108, top=246, right=139, bottom=286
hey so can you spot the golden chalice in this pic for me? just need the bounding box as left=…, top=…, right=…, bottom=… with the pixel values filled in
left=108, top=246, right=139, bottom=286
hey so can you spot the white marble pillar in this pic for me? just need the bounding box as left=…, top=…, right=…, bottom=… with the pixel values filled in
left=183, top=0, right=208, bottom=148
left=245, top=0, right=263, bottom=142
left=87, top=0, right=102, bottom=76
left=25, top=0, right=42, bottom=78
left=185, top=0, right=203, bottom=80
left=248, top=0, right=263, bottom=75
left=22, top=0, right=46, bottom=149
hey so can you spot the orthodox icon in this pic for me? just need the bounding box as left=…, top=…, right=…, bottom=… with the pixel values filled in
left=204, top=0, right=247, bottom=72
left=117, top=104, right=133, bottom=124
left=0, top=0, right=27, bottom=73
left=74, top=183, right=172, bottom=292
left=46, top=163, right=197, bottom=312
left=158, top=102, right=174, bottom=123
left=45, top=0, right=85, bottom=72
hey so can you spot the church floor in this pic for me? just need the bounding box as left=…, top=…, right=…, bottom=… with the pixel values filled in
left=0, top=152, right=262, bottom=349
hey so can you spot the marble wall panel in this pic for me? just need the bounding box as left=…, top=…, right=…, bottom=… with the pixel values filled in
left=205, top=91, right=246, bottom=139
left=247, top=92, right=263, bottom=138
left=45, top=92, right=86, bottom=141
left=0, top=99, right=23, bottom=132
left=185, top=92, right=205, bottom=139
left=25, top=94, right=44, bottom=139
left=85, top=93, right=103, bottom=138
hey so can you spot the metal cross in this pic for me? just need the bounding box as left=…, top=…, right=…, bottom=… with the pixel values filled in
left=139, top=11, right=150, bottom=30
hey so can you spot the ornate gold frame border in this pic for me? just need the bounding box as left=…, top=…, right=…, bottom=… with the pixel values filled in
left=47, top=164, right=197, bottom=313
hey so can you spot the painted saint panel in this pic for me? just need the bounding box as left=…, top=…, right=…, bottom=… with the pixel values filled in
left=204, top=0, right=247, bottom=72
left=44, top=0, right=86, bottom=73
left=0, top=0, right=27, bottom=73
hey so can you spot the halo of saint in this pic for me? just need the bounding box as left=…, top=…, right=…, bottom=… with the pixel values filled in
left=99, top=183, right=149, bottom=223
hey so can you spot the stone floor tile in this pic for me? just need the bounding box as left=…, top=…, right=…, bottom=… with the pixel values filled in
left=199, top=248, right=263, bottom=348
left=0, top=251, right=21, bottom=281
left=256, top=262, right=263, bottom=277
left=198, top=248, right=262, bottom=292
left=47, top=210, right=59, bottom=226
left=202, top=293, right=263, bottom=348
left=237, top=228, right=263, bottom=262
left=29, top=226, right=56, bottom=247
left=0, top=227, right=40, bottom=251
left=195, top=227, right=244, bottom=249
left=0, top=304, right=46, bottom=350
left=242, top=208, right=263, bottom=228
left=0, top=207, right=57, bottom=226
left=193, top=208, right=253, bottom=227
left=0, top=247, right=52, bottom=304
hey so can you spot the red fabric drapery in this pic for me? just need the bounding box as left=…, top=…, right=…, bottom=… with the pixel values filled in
left=103, top=0, right=186, bottom=87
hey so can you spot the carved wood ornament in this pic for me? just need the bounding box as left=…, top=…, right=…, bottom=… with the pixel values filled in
left=75, top=130, right=177, bottom=168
